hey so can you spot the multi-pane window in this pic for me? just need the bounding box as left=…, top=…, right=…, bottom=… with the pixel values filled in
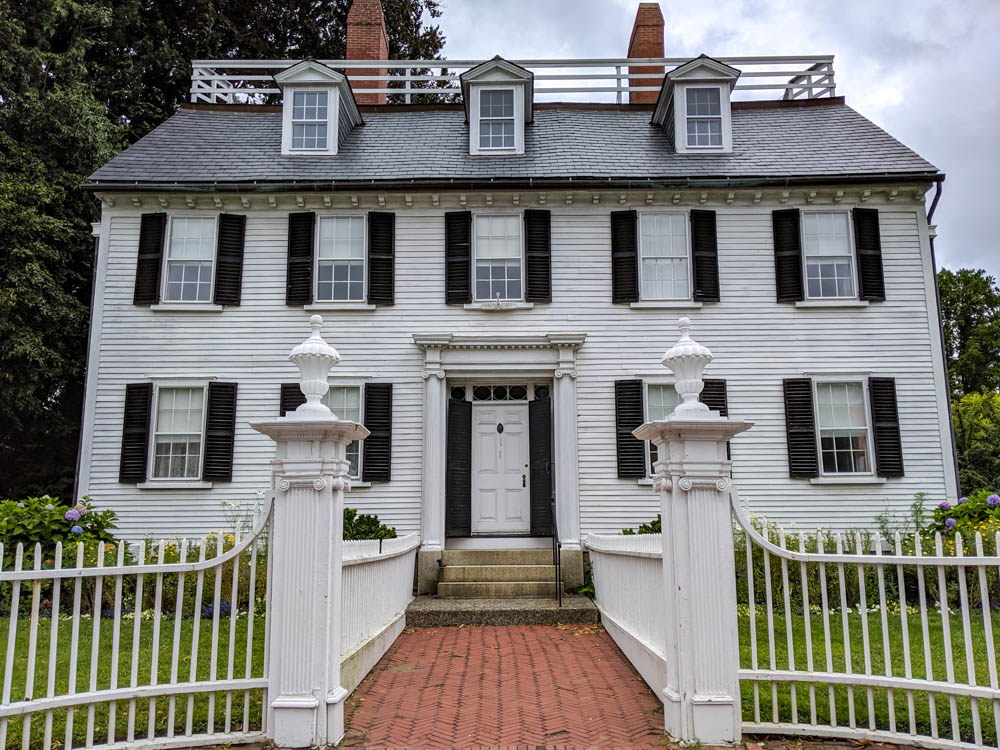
left=815, top=381, right=871, bottom=474
left=164, top=217, right=215, bottom=302
left=474, top=215, right=522, bottom=301
left=646, top=383, right=681, bottom=472
left=317, top=216, right=365, bottom=302
left=479, top=89, right=515, bottom=149
left=803, top=212, right=855, bottom=299
left=323, top=386, right=361, bottom=477
left=152, top=387, right=204, bottom=479
left=686, top=87, right=722, bottom=147
left=640, top=213, right=689, bottom=300
left=291, top=91, right=329, bottom=150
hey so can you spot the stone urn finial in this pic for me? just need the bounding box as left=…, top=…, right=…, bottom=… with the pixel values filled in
left=287, top=315, right=341, bottom=420
left=662, top=317, right=713, bottom=416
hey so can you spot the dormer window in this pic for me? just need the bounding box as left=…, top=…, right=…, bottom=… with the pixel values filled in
left=273, top=60, right=363, bottom=157
left=460, top=56, right=534, bottom=156
left=651, top=55, right=740, bottom=155
left=685, top=87, right=722, bottom=148
left=291, top=91, right=330, bottom=150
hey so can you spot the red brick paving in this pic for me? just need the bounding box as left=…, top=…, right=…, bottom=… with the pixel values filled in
left=342, top=624, right=665, bottom=749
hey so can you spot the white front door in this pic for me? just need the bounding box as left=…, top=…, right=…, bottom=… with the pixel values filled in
left=472, top=403, right=531, bottom=534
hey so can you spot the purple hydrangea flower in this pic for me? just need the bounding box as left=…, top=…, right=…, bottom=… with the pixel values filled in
left=958, top=496, right=969, bottom=505
left=946, top=518, right=957, bottom=530
left=938, top=501, right=952, bottom=510
left=70, top=525, right=83, bottom=534
left=64, top=509, right=80, bottom=521
left=989, top=494, right=1000, bottom=507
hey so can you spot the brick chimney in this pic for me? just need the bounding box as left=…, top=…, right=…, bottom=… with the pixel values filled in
left=346, top=0, right=389, bottom=105
left=626, top=2, right=664, bottom=104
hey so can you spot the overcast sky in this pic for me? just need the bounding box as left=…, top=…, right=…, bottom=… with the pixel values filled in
left=434, top=0, right=1000, bottom=278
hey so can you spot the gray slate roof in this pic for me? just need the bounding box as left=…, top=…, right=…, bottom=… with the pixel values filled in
left=88, top=103, right=938, bottom=187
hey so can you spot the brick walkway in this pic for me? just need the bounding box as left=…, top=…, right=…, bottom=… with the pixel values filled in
left=342, top=624, right=665, bottom=749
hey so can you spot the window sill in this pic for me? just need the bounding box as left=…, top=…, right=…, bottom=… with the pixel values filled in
left=351, top=481, right=371, bottom=488
left=150, top=303, right=224, bottom=313
left=637, top=478, right=656, bottom=487
left=629, top=301, right=704, bottom=310
left=809, top=476, right=886, bottom=486
left=304, top=303, right=377, bottom=312
left=795, top=300, right=870, bottom=309
left=137, top=480, right=214, bottom=490
left=464, top=302, right=535, bottom=311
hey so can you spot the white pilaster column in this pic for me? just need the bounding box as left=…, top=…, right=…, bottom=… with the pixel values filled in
left=251, top=316, right=369, bottom=748
left=420, top=344, right=447, bottom=552
left=552, top=345, right=581, bottom=549
left=633, top=318, right=752, bottom=746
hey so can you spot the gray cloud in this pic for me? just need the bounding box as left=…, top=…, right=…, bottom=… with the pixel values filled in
left=435, top=0, right=1000, bottom=277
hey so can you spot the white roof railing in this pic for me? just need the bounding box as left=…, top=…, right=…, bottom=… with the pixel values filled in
left=189, top=56, right=836, bottom=105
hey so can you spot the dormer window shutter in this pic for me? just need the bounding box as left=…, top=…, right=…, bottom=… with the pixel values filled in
left=614, top=379, right=645, bottom=479
left=611, top=210, right=639, bottom=304
left=690, top=209, right=720, bottom=302
left=853, top=208, right=886, bottom=302
left=286, top=212, right=315, bottom=305
left=444, top=211, right=472, bottom=305
left=782, top=378, right=819, bottom=478
left=772, top=209, right=804, bottom=303
left=119, top=383, right=153, bottom=483
left=213, top=214, right=246, bottom=306
left=134, top=213, right=166, bottom=305
left=367, top=211, right=395, bottom=306
left=869, top=377, right=904, bottom=477
left=202, top=382, right=238, bottom=482
left=524, top=209, right=552, bottom=303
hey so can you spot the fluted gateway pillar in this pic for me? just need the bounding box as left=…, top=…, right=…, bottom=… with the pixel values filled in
left=633, top=317, right=752, bottom=745
left=251, top=315, right=369, bottom=748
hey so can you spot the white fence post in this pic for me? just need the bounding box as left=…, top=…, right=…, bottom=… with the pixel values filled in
left=633, top=317, right=752, bottom=745
left=251, top=315, right=369, bottom=748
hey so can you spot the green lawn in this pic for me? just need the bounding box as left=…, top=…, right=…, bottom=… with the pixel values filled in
left=739, top=609, right=1000, bottom=744
left=0, top=613, right=266, bottom=749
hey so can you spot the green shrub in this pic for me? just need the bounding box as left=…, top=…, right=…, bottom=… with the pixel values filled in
left=0, top=495, right=117, bottom=567
left=622, top=514, right=661, bottom=535
left=344, top=507, right=396, bottom=540
left=930, top=488, right=1000, bottom=535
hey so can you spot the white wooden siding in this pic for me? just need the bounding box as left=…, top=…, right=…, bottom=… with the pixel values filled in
left=81, top=192, right=952, bottom=539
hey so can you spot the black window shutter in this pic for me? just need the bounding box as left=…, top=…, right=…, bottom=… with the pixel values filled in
left=524, top=209, right=552, bottom=303
left=203, top=382, right=238, bottom=481
left=445, top=211, right=472, bottom=305
left=773, top=209, right=804, bottom=303
left=362, top=383, right=392, bottom=482
left=700, top=379, right=728, bottom=416
left=134, top=213, right=166, bottom=305
left=214, top=214, right=246, bottom=306
left=119, top=383, right=153, bottom=483
left=529, top=397, right=553, bottom=535
left=286, top=212, right=315, bottom=305
left=445, top=397, right=473, bottom=536
left=869, top=377, right=904, bottom=477
left=279, top=383, right=306, bottom=416
left=690, top=209, right=720, bottom=302
left=783, top=378, right=819, bottom=478
left=367, top=212, right=395, bottom=306
left=615, top=379, right=646, bottom=478
left=611, top=210, right=639, bottom=303
left=853, top=208, right=886, bottom=302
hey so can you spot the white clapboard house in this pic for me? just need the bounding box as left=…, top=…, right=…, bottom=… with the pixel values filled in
left=78, top=1, right=955, bottom=592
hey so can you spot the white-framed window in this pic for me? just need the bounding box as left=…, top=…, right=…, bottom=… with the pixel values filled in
left=802, top=211, right=856, bottom=299
left=685, top=87, right=722, bottom=147
left=163, top=216, right=216, bottom=302
left=316, top=215, right=365, bottom=302
left=322, top=385, right=362, bottom=477
left=474, top=214, right=522, bottom=301
left=814, top=380, right=873, bottom=475
left=290, top=90, right=330, bottom=150
left=479, top=88, right=516, bottom=150
left=645, top=382, right=681, bottom=474
left=639, top=212, right=690, bottom=300
left=151, top=385, right=206, bottom=479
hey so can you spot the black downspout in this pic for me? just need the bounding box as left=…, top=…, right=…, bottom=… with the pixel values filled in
left=926, top=179, right=961, bottom=494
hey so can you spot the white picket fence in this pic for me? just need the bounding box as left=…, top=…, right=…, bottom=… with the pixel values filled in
left=341, top=533, right=419, bottom=657
left=0, top=499, right=274, bottom=750
left=586, top=492, right=1000, bottom=750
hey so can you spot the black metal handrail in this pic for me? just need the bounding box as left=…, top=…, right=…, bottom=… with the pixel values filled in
left=551, top=496, right=561, bottom=607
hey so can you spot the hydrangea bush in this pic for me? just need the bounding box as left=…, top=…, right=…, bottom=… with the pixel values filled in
left=930, top=488, right=1000, bottom=535
left=0, top=496, right=117, bottom=567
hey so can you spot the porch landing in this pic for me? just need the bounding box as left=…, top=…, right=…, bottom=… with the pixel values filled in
left=341, top=624, right=664, bottom=748
left=406, top=594, right=598, bottom=626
